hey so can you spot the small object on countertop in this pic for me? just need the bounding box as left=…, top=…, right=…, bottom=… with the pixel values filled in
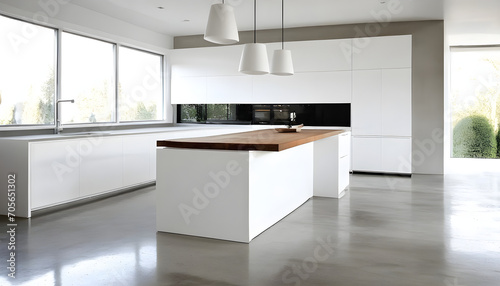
left=275, top=124, right=304, bottom=133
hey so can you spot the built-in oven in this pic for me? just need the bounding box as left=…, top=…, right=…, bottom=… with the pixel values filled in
left=252, top=104, right=271, bottom=124
left=272, top=105, right=290, bottom=125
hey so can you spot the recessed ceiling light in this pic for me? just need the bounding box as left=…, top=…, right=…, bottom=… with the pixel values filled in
left=157, top=6, right=164, bottom=9
left=183, top=19, right=190, bottom=22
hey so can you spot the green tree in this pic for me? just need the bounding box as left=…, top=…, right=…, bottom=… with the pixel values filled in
left=21, top=86, right=42, bottom=124
left=135, top=102, right=157, bottom=121
left=497, top=125, right=500, bottom=158
left=20, top=69, right=55, bottom=124
left=453, top=115, right=497, bottom=158
left=75, top=80, right=113, bottom=123
left=39, top=68, right=55, bottom=124
left=0, top=104, right=15, bottom=125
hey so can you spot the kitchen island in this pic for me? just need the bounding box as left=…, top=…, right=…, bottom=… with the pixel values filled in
left=156, top=129, right=350, bottom=243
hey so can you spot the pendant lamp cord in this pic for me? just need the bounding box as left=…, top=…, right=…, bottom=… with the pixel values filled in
left=281, top=0, right=284, bottom=50
left=254, top=0, right=257, bottom=43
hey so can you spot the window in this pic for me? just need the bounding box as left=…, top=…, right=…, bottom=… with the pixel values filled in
left=0, top=15, right=166, bottom=129
left=450, top=47, right=500, bottom=159
left=118, top=47, right=163, bottom=121
left=61, top=32, right=115, bottom=124
left=0, top=15, right=56, bottom=125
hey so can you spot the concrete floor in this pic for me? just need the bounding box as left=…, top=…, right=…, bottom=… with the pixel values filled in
left=1, top=173, right=499, bottom=286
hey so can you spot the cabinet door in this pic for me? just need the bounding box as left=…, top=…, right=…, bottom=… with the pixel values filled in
left=286, top=39, right=352, bottom=72
left=79, top=136, right=123, bottom=197
left=338, top=155, right=350, bottom=192
left=123, top=135, right=154, bottom=186
left=352, top=70, right=382, bottom=136
left=339, top=132, right=351, bottom=158
left=206, top=76, right=253, bottom=104
left=381, top=137, right=412, bottom=173
left=252, top=71, right=351, bottom=103
left=381, top=69, right=412, bottom=136
left=171, top=76, right=207, bottom=104
left=351, top=137, right=382, bottom=172
left=169, top=45, right=244, bottom=77
left=352, top=35, right=412, bottom=70
left=30, top=140, right=80, bottom=209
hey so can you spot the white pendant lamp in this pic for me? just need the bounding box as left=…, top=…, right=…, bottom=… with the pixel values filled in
left=271, top=0, right=294, bottom=75
left=239, top=0, right=269, bottom=75
left=204, top=0, right=239, bottom=45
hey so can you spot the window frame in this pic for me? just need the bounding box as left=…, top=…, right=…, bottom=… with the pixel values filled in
left=449, top=45, right=500, bottom=159
left=0, top=13, right=58, bottom=129
left=116, top=45, right=165, bottom=123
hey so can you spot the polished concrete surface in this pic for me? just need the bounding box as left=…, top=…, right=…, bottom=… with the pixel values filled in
left=1, top=173, right=499, bottom=285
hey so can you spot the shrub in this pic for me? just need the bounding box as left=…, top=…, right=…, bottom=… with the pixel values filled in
left=497, top=125, right=500, bottom=158
left=453, top=115, right=497, bottom=158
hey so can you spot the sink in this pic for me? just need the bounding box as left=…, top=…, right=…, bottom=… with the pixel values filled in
left=59, top=132, right=112, bottom=136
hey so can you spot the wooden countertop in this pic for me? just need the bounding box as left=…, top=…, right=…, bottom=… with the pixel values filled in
left=157, top=129, right=346, bottom=152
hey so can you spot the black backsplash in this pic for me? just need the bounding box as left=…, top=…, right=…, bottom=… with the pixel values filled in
left=177, top=104, right=350, bottom=127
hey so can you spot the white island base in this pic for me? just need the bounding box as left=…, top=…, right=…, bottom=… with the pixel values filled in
left=156, top=131, right=350, bottom=243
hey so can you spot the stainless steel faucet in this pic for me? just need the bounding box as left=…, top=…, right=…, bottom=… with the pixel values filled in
left=55, top=99, right=75, bottom=134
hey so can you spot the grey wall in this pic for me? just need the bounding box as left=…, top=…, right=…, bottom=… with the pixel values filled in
left=174, top=21, right=445, bottom=175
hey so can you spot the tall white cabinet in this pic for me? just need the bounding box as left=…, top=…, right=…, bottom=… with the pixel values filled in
left=351, top=35, right=412, bottom=174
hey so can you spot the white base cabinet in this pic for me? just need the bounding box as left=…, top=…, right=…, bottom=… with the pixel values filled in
left=1, top=134, right=158, bottom=218
left=157, top=144, right=314, bottom=243
left=313, top=132, right=351, bottom=198
left=30, top=140, right=81, bottom=209
left=156, top=131, right=350, bottom=243
left=79, top=137, right=124, bottom=197
left=352, top=136, right=411, bottom=174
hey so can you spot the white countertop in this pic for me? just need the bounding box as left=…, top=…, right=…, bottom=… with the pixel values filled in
left=0, top=124, right=350, bottom=142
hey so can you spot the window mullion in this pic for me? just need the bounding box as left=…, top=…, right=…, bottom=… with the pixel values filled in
left=115, top=43, right=120, bottom=124
left=55, top=28, right=63, bottom=128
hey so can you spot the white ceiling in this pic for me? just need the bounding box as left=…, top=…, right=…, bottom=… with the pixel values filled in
left=444, top=0, right=500, bottom=45
left=70, top=0, right=445, bottom=37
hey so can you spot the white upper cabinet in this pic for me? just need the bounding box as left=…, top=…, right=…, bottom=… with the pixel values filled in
left=285, top=39, right=352, bottom=72
left=171, top=76, right=207, bottom=104
left=169, top=45, right=245, bottom=77
left=381, top=68, right=412, bottom=136
left=170, top=36, right=410, bottom=105
left=206, top=76, right=253, bottom=104
left=252, top=71, right=351, bottom=103
left=352, top=35, right=412, bottom=70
